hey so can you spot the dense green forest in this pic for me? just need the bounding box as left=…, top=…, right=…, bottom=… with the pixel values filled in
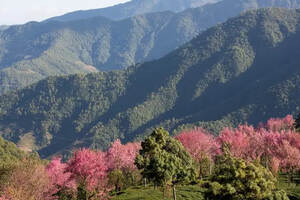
left=0, top=8, right=299, bottom=158
left=2, top=0, right=300, bottom=95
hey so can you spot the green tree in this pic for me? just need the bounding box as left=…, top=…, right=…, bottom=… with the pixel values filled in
left=108, top=169, right=125, bottom=192
left=203, top=148, right=289, bottom=200
left=135, top=128, right=196, bottom=200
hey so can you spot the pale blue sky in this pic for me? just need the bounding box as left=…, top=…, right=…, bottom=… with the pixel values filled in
left=0, top=0, right=131, bottom=25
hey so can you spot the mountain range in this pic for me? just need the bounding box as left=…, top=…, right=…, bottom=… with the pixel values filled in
left=0, top=26, right=9, bottom=31
left=45, top=0, right=300, bottom=22
left=1, top=0, right=300, bottom=95
left=45, top=0, right=218, bottom=22
left=0, top=8, right=299, bottom=158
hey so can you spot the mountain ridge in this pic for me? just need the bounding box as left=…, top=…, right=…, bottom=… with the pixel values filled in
left=2, top=0, right=300, bottom=95
left=45, top=0, right=218, bottom=22
left=0, top=8, right=299, bottom=158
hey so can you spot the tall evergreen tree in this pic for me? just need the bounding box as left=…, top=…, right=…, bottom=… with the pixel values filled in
left=203, top=147, right=289, bottom=200
left=135, top=128, right=196, bottom=200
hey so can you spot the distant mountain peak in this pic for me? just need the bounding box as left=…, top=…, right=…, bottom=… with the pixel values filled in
left=2, top=0, right=300, bottom=96
left=45, top=0, right=219, bottom=22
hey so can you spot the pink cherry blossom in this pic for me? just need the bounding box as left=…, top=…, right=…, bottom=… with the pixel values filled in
left=176, top=128, right=220, bottom=162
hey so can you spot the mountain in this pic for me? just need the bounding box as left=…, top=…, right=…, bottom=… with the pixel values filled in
left=0, top=8, right=299, bottom=158
left=45, top=0, right=300, bottom=23
left=45, top=0, right=218, bottom=22
left=2, top=0, right=300, bottom=95
left=0, top=10, right=204, bottom=95
left=0, top=26, right=9, bottom=31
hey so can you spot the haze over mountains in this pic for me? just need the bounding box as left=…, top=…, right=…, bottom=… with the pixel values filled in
left=0, top=26, right=9, bottom=31
left=45, top=0, right=300, bottom=23
left=45, top=0, right=219, bottom=22
left=1, top=0, right=300, bottom=95
left=0, top=8, right=299, bottom=158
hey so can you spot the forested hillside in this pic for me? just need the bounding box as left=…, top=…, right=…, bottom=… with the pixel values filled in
left=0, top=8, right=299, bottom=157
left=2, top=0, right=300, bottom=95
left=0, top=8, right=218, bottom=95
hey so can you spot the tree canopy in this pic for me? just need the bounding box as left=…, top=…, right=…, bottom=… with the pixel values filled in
left=135, top=128, right=196, bottom=199
left=203, top=147, right=289, bottom=200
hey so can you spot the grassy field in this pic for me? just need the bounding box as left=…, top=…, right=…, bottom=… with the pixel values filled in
left=111, top=177, right=300, bottom=200
left=111, top=185, right=204, bottom=200
left=278, top=174, right=300, bottom=200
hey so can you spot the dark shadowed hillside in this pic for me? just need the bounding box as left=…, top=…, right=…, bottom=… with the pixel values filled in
left=0, top=8, right=299, bottom=157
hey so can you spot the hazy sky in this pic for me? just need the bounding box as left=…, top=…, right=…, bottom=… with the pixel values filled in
left=0, top=0, right=131, bottom=25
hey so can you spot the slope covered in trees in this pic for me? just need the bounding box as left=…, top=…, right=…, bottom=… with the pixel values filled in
left=2, top=0, right=300, bottom=95
left=0, top=8, right=299, bottom=157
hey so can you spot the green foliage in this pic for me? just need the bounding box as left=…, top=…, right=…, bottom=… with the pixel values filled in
left=0, top=8, right=299, bottom=158
left=198, top=156, right=212, bottom=179
left=76, top=184, right=94, bottom=200
left=0, top=136, right=25, bottom=166
left=277, top=174, right=300, bottom=200
left=108, top=170, right=126, bottom=192
left=108, top=169, right=141, bottom=193
left=203, top=149, right=289, bottom=200
left=0, top=5, right=215, bottom=95
left=2, top=1, right=300, bottom=95
left=135, top=128, right=196, bottom=187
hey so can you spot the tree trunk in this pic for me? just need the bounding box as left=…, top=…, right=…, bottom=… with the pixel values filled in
left=199, top=165, right=202, bottom=179
left=144, top=178, right=147, bottom=188
left=131, top=174, right=135, bottom=185
left=172, top=185, right=177, bottom=200
left=288, top=172, right=292, bottom=185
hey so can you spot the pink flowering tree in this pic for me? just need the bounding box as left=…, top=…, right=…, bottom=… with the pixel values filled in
left=259, top=115, right=300, bottom=174
left=176, top=128, right=220, bottom=178
left=106, top=140, right=141, bottom=171
left=105, top=140, right=141, bottom=190
left=66, top=149, right=108, bottom=200
left=46, top=157, right=76, bottom=199
left=217, top=124, right=264, bottom=162
left=0, top=195, right=10, bottom=200
left=216, top=115, right=300, bottom=176
left=262, top=130, right=300, bottom=175
left=263, top=115, right=295, bottom=132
